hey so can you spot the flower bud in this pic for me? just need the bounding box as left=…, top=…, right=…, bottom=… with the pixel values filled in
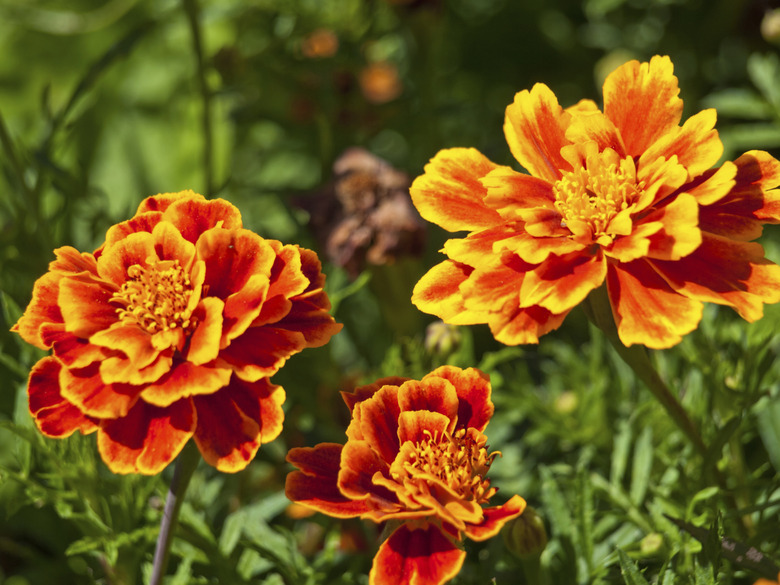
left=503, top=506, right=548, bottom=559
left=424, top=320, right=462, bottom=356
left=762, top=9, right=780, bottom=45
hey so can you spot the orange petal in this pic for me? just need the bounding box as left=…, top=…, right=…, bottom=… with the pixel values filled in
left=60, top=362, right=141, bottom=418
left=412, top=260, right=489, bottom=325
left=342, top=377, right=410, bottom=415
left=651, top=234, right=780, bottom=322
left=520, top=207, right=569, bottom=238
left=135, top=190, right=204, bottom=215
left=519, top=251, right=607, bottom=312
left=103, top=211, right=163, bottom=250
left=464, top=494, right=527, bottom=541
left=193, top=377, right=285, bottom=472
left=28, top=357, right=97, bottom=437
left=460, top=253, right=528, bottom=315
left=13, top=271, right=64, bottom=349
left=642, top=192, right=702, bottom=261
left=219, top=327, right=305, bottom=381
left=410, top=148, right=503, bottom=232
left=97, top=398, right=196, bottom=474
left=354, top=385, right=402, bottom=463
left=274, top=297, right=343, bottom=347
left=606, top=220, right=664, bottom=263
left=285, top=444, right=371, bottom=518
left=733, top=150, right=780, bottom=221
left=397, top=410, right=451, bottom=445
left=141, top=361, right=232, bottom=407
left=254, top=246, right=310, bottom=327
left=607, top=260, right=702, bottom=349
left=370, top=524, right=465, bottom=585
left=564, top=109, right=626, bottom=157
left=442, top=225, right=517, bottom=267
left=603, top=55, right=683, bottom=156
left=58, top=277, right=117, bottom=339
left=95, top=230, right=157, bottom=287
left=46, top=328, right=106, bottom=369
left=100, top=351, right=172, bottom=386
left=398, top=378, right=459, bottom=425
left=641, top=108, right=722, bottom=178
left=635, top=151, right=689, bottom=212
left=337, top=439, right=396, bottom=505
left=500, top=231, right=584, bottom=264
left=488, top=300, right=569, bottom=346
left=186, top=297, right=225, bottom=365
left=681, top=162, right=736, bottom=206
left=504, top=83, right=572, bottom=182
left=89, top=324, right=159, bottom=371
left=424, top=366, right=493, bottom=433
left=165, top=196, right=243, bottom=243
left=150, top=220, right=197, bottom=267
left=481, top=167, right=556, bottom=220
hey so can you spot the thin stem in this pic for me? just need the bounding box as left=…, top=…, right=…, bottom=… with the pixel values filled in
left=583, top=285, right=707, bottom=456
left=182, top=0, right=214, bottom=196
left=149, top=442, right=201, bottom=585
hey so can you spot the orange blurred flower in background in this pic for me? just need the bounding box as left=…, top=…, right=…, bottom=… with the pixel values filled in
left=359, top=61, right=403, bottom=104
left=285, top=366, right=525, bottom=585
left=12, top=191, right=341, bottom=474
left=411, top=55, right=780, bottom=349
left=301, top=28, right=339, bottom=59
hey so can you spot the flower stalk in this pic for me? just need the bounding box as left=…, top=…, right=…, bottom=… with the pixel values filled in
left=583, top=285, right=707, bottom=456
left=149, top=442, right=201, bottom=585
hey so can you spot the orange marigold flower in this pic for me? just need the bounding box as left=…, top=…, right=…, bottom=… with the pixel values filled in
left=285, top=366, right=526, bottom=585
left=12, top=190, right=342, bottom=475
left=411, top=55, right=780, bottom=349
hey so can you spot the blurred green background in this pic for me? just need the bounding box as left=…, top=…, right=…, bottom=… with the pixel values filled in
left=2, top=0, right=780, bottom=584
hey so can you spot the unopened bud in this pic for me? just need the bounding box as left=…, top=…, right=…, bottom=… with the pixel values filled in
left=762, top=9, right=780, bottom=45
left=503, top=506, right=548, bottom=559
left=424, top=320, right=462, bottom=356
left=640, top=532, right=664, bottom=556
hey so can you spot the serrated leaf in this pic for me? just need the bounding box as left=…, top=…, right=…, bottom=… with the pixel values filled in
left=539, top=465, right=573, bottom=538
left=617, top=549, right=650, bottom=585
left=629, top=426, right=653, bottom=506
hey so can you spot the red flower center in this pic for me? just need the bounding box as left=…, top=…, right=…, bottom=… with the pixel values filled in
left=111, top=259, right=195, bottom=334
left=553, top=152, right=643, bottom=245
left=392, top=428, right=499, bottom=504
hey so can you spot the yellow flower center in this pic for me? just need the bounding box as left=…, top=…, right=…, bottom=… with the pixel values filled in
left=395, top=428, right=499, bottom=504
left=552, top=154, right=643, bottom=244
left=111, top=259, right=195, bottom=334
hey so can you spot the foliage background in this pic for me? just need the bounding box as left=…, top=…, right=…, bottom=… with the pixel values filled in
left=1, top=0, right=780, bottom=583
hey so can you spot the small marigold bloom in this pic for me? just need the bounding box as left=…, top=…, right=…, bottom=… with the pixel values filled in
left=359, top=62, right=403, bottom=104
left=285, top=366, right=526, bottom=585
left=12, top=190, right=341, bottom=474
left=411, top=55, right=780, bottom=349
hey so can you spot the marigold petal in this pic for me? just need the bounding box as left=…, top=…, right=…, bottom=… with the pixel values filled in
left=412, top=260, right=489, bottom=325
left=499, top=232, right=585, bottom=264
left=684, top=162, right=737, bottom=206
left=219, top=327, right=305, bottom=381
left=464, top=494, right=527, bottom=541
left=442, top=225, right=517, bottom=267
left=342, top=377, right=410, bottom=415
left=140, top=362, right=232, bottom=407
left=165, top=196, right=243, bottom=243
left=135, top=190, right=203, bottom=214
left=354, top=385, right=402, bottom=463
left=641, top=192, right=702, bottom=261
left=58, top=277, right=117, bottom=339
left=635, top=153, right=689, bottom=212
left=60, top=362, right=141, bottom=418
left=481, top=167, right=556, bottom=220
left=520, top=207, right=568, bottom=238
left=193, top=377, right=285, bottom=472
left=519, top=251, right=607, bottom=313
left=370, top=524, right=465, bottom=585
left=274, top=297, right=343, bottom=347
left=100, top=351, right=172, bottom=386
left=460, top=253, right=528, bottom=315
left=95, top=230, right=157, bottom=287
left=337, top=439, right=396, bottom=505
left=504, top=84, right=571, bottom=182
left=564, top=109, right=626, bottom=156
left=606, top=221, right=664, bottom=263
left=12, top=272, right=64, bottom=349
left=97, top=398, right=196, bottom=475
left=642, top=108, right=722, bottom=178
left=607, top=261, right=702, bottom=349
left=254, top=245, right=310, bottom=327
left=185, top=297, right=224, bottom=365
left=410, top=148, right=503, bottom=232
left=285, top=444, right=371, bottom=518
left=398, top=378, right=459, bottom=426
left=89, top=325, right=159, bottom=371
left=424, top=366, right=493, bottom=432
left=603, top=55, right=682, bottom=156
left=103, top=211, right=163, bottom=250
left=488, top=300, right=569, bottom=346
left=652, top=234, right=780, bottom=321
left=45, top=328, right=106, bottom=369
left=397, top=410, right=451, bottom=445
left=28, top=357, right=97, bottom=437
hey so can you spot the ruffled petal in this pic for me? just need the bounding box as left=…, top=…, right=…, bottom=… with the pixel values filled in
left=410, top=148, right=503, bottom=232
left=564, top=109, right=626, bottom=157
left=519, top=251, right=607, bottom=313
left=504, top=83, right=572, bottom=182
left=354, top=385, right=402, bottom=463
left=424, top=366, right=493, bottom=432
left=398, top=378, right=459, bottom=425
left=219, top=327, right=305, bottom=382
left=603, top=55, right=683, bottom=156
left=640, top=192, right=702, bottom=261
left=28, top=357, right=97, bottom=437
left=135, top=190, right=203, bottom=215
left=89, top=325, right=159, bottom=371
left=164, top=196, right=244, bottom=243
left=342, top=377, right=410, bottom=415
left=460, top=253, right=528, bottom=315
left=337, top=439, right=396, bottom=505
left=97, top=398, right=196, bottom=475
left=285, top=444, right=370, bottom=518
left=12, top=272, right=64, bottom=349
left=140, top=361, right=232, bottom=407
left=192, top=377, right=285, bottom=472
left=442, top=225, right=518, bottom=267
left=499, top=231, right=585, bottom=265
left=273, top=297, right=343, bottom=347
left=481, top=167, right=556, bottom=220
left=100, top=351, right=172, bottom=386
left=370, top=524, right=465, bottom=585
left=185, top=297, right=225, bottom=365
left=60, top=362, right=141, bottom=418
left=463, top=494, right=527, bottom=541
left=607, top=260, right=703, bottom=349
left=103, top=211, right=163, bottom=249
left=412, top=260, right=488, bottom=325
left=488, top=300, right=569, bottom=346
left=397, top=410, right=451, bottom=445
left=58, top=277, right=117, bottom=339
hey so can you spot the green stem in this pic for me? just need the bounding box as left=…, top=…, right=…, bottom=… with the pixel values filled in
left=149, top=442, right=201, bottom=585
left=583, top=285, right=707, bottom=457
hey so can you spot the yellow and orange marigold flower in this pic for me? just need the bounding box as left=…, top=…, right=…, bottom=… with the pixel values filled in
left=12, top=190, right=341, bottom=474
left=285, top=366, right=525, bottom=585
left=411, top=55, right=780, bottom=349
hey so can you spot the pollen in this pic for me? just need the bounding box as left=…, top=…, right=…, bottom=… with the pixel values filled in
left=553, top=152, right=643, bottom=244
left=396, top=427, right=499, bottom=504
left=111, top=259, right=195, bottom=334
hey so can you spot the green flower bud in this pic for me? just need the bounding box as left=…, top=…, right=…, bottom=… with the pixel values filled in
left=503, top=506, right=548, bottom=559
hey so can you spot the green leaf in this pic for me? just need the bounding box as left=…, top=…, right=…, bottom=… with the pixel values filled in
left=629, top=426, right=653, bottom=506
left=703, top=88, right=774, bottom=119
left=756, top=395, right=780, bottom=473
left=617, top=549, right=650, bottom=585
left=748, top=53, right=780, bottom=110
left=610, top=419, right=632, bottom=487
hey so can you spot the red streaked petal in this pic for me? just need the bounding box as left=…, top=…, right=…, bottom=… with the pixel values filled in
left=12, top=272, right=64, bottom=349
left=140, top=361, right=232, bottom=407
left=58, top=277, right=117, bottom=339
left=337, top=439, right=396, bottom=505
left=464, top=495, right=527, bottom=541
left=398, top=378, right=459, bottom=424
left=607, top=260, right=703, bottom=349
left=424, top=366, right=493, bottom=432
left=135, top=190, right=203, bottom=215
left=285, top=444, right=370, bottom=518
left=500, top=232, right=584, bottom=264
left=410, top=148, right=503, bottom=232
left=89, top=325, right=159, bottom=370
left=370, top=524, right=465, bottom=585
left=686, top=162, right=737, bottom=207
left=460, top=253, right=529, bottom=315
left=397, top=410, right=451, bottom=445
left=504, top=83, right=572, bottom=182
left=603, top=55, right=682, bottom=156
left=732, top=150, right=780, bottom=221
left=46, top=328, right=106, bottom=368
left=481, top=167, right=556, bottom=220
left=95, top=230, right=158, bottom=287
left=519, top=251, right=607, bottom=313
left=642, top=108, right=722, bottom=178
left=103, top=211, right=163, bottom=249
left=165, top=196, right=244, bottom=243
left=219, top=327, right=305, bottom=382
left=274, top=297, right=343, bottom=347
left=642, top=193, right=702, bottom=261
left=412, top=260, right=489, bottom=325
left=564, top=109, right=626, bottom=156
left=28, top=357, right=97, bottom=437
left=186, top=297, right=225, bottom=365
left=100, top=351, right=172, bottom=386
left=488, top=300, right=569, bottom=346
left=354, top=385, right=402, bottom=463
left=442, top=225, right=517, bottom=267
left=342, top=377, right=410, bottom=415
left=97, top=398, right=196, bottom=475
left=606, top=221, right=664, bottom=264
left=60, top=362, right=141, bottom=418
left=193, top=377, right=285, bottom=472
